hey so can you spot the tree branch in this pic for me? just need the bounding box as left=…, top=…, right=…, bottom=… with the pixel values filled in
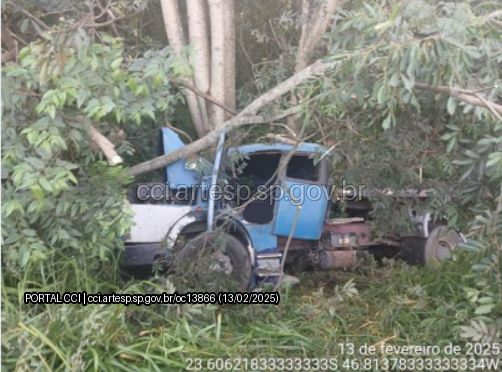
left=174, top=80, right=237, bottom=116
left=484, top=9, right=502, bottom=22
left=415, top=82, right=502, bottom=117
left=474, top=93, right=502, bottom=121
left=89, top=125, right=123, bottom=165
left=265, top=134, right=299, bottom=145
left=95, top=0, right=119, bottom=35
left=9, top=3, right=50, bottom=30
left=85, top=14, right=128, bottom=28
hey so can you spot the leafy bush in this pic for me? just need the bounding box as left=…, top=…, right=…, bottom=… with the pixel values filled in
left=1, top=32, right=186, bottom=280
left=1, top=31, right=187, bottom=369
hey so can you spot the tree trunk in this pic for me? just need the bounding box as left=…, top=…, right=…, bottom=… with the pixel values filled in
left=160, top=0, right=206, bottom=137
left=160, top=0, right=186, bottom=55
left=287, top=0, right=340, bottom=132
left=187, top=0, right=211, bottom=94
left=208, top=0, right=227, bottom=127
left=187, top=0, right=211, bottom=132
left=223, top=0, right=236, bottom=116
left=304, top=0, right=339, bottom=55
left=295, top=0, right=312, bottom=72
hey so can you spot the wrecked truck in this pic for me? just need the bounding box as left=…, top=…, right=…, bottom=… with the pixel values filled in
left=122, top=128, right=464, bottom=290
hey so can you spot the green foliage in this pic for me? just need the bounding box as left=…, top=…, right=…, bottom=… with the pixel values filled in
left=1, top=30, right=184, bottom=279
left=294, top=0, right=501, bottom=231
left=1, top=25, right=189, bottom=369
left=241, top=2, right=501, bottom=233
left=313, top=1, right=502, bottom=340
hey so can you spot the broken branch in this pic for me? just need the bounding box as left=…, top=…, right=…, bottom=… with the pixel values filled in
left=89, top=125, right=123, bottom=165
left=415, top=82, right=502, bottom=116
left=265, top=134, right=299, bottom=145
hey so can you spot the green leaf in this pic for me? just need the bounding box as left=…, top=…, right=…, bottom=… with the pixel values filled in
left=20, top=18, right=30, bottom=33
left=474, top=304, right=495, bottom=315
left=31, top=185, right=44, bottom=200
left=21, top=249, right=31, bottom=267
left=47, top=105, right=56, bottom=119
left=440, top=133, right=454, bottom=141
left=446, top=137, right=457, bottom=153
left=4, top=200, right=24, bottom=217
left=388, top=73, right=400, bottom=87
left=486, top=152, right=502, bottom=168
left=406, top=44, right=418, bottom=77
left=39, top=178, right=53, bottom=192
left=382, top=114, right=392, bottom=130
left=111, top=57, right=123, bottom=70
left=76, top=90, right=89, bottom=108
left=477, top=296, right=494, bottom=305
left=101, top=96, right=116, bottom=114
left=6, top=67, right=27, bottom=77
left=377, top=85, right=387, bottom=105
left=447, top=97, right=456, bottom=115
left=401, top=74, right=413, bottom=90
left=127, top=78, right=138, bottom=92
left=67, top=172, right=78, bottom=185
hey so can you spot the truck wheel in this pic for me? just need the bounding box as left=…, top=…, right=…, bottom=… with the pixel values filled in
left=400, top=225, right=462, bottom=265
left=423, top=225, right=463, bottom=264
left=172, top=232, right=252, bottom=291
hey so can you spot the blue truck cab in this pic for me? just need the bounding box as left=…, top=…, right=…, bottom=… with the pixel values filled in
left=123, top=128, right=331, bottom=285
left=123, top=128, right=464, bottom=288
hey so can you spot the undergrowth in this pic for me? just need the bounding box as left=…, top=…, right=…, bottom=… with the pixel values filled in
left=2, top=242, right=500, bottom=371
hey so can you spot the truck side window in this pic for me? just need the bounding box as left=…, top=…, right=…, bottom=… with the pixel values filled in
left=286, top=155, right=319, bottom=181
left=233, top=152, right=281, bottom=224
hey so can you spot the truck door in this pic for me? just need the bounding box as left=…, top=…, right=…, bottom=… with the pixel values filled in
left=273, top=153, right=329, bottom=240
left=161, top=128, right=201, bottom=188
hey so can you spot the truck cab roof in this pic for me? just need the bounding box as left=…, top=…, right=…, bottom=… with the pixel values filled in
left=229, top=142, right=328, bottom=156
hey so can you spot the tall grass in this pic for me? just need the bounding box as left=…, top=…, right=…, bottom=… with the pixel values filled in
left=3, top=243, right=500, bottom=371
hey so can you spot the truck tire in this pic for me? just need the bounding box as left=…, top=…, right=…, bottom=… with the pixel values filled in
left=400, top=225, right=462, bottom=265
left=399, top=236, right=426, bottom=265
left=172, top=232, right=252, bottom=291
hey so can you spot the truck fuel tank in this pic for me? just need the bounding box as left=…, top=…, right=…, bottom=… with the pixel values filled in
left=312, top=250, right=358, bottom=270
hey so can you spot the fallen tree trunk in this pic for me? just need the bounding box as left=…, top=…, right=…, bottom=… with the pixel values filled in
left=127, top=59, right=336, bottom=176
left=128, top=60, right=501, bottom=177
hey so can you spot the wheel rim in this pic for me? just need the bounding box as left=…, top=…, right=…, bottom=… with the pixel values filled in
left=210, top=251, right=233, bottom=275
left=173, top=233, right=244, bottom=291
left=425, top=226, right=462, bottom=264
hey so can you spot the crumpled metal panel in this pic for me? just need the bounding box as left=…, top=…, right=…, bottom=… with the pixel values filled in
left=161, top=128, right=201, bottom=188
